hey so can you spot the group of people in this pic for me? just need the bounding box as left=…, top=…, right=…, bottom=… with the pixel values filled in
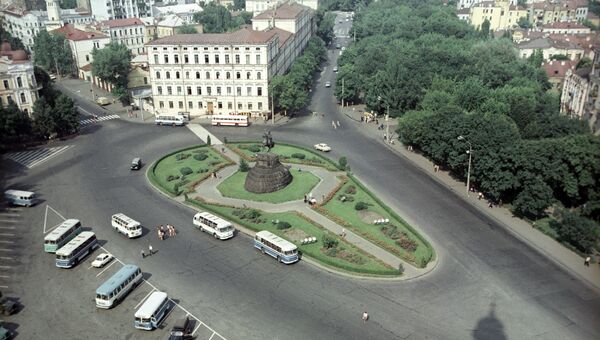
left=304, top=194, right=317, bottom=206
left=332, top=120, right=341, bottom=129
left=157, top=224, right=177, bottom=240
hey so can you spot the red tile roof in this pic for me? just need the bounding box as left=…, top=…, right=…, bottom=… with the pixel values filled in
left=146, top=27, right=279, bottom=45
left=253, top=3, right=310, bottom=20
left=542, top=60, right=576, bottom=78
left=543, top=21, right=588, bottom=29
left=268, top=27, right=293, bottom=48
left=51, top=24, right=109, bottom=41
left=99, top=18, right=145, bottom=28
left=80, top=63, right=93, bottom=72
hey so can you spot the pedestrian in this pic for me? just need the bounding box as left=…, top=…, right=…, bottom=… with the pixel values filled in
left=171, top=225, right=177, bottom=236
left=341, top=228, right=346, bottom=238
left=141, top=249, right=145, bottom=258
left=488, top=201, right=493, bottom=208
left=332, top=120, right=336, bottom=129
left=383, top=134, right=387, bottom=141
left=304, top=194, right=307, bottom=203
left=584, top=256, right=591, bottom=266
left=478, top=192, right=483, bottom=200
left=157, top=227, right=161, bottom=239
left=498, top=199, right=503, bottom=207
left=376, top=119, right=379, bottom=125
left=148, top=244, right=153, bottom=255
left=362, top=311, right=369, bottom=323
left=322, top=194, right=325, bottom=202
left=336, top=120, right=340, bottom=127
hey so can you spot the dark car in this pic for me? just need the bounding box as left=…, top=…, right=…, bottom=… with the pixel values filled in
left=169, top=316, right=192, bottom=340
left=131, top=157, right=142, bottom=170
left=0, top=291, right=16, bottom=316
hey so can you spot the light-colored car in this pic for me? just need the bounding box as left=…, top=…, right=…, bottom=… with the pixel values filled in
left=325, top=81, right=331, bottom=87
left=91, top=253, right=113, bottom=268
left=96, top=97, right=111, bottom=106
left=314, top=143, right=332, bottom=152
left=333, top=66, right=338, bottom=72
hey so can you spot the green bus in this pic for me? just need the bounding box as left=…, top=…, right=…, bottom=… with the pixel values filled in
left=44, top=219, right=82, bottom=253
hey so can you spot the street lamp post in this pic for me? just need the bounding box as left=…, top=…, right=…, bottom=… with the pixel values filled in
left=457, top=135, right=472, bottom=196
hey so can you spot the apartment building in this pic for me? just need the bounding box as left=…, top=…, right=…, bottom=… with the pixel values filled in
left=246, top=0, right=318, bottom=13
left=94, top=18, right=146, bottom=55
left=469, top=1, right=527, bottom=31
left=529, top=0, right=588, bottom=26
left=89, top=0, right=156, bottom=21
left=0, top=42, right=40, bottom=115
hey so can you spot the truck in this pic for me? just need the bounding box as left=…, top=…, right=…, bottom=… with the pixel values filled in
left=0, top=291, right=17, bottom=315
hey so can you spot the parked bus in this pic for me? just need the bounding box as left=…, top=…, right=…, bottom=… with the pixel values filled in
left=4, top=190, right=36, bottom=207
left=254, top=230, right=299, bottom=264
left=55, top=231, right=98, bottom=268
left=193, top=212, right=235, bottom=240
left=96, top=264, right=143, bottom=309
left=134, top=291, right=171, bottom=330
left=44, top=219, right=82, bottom=253
left=155, top=115, right=186, bottom=126
left=111, top=213, right=142, bottom=238
left=211, top=115, right=249, bottom=127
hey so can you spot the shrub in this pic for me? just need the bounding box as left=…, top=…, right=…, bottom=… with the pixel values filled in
left=381, top=225, right=401, bottom=239
left=322, top=235, right=339, bottom=249
left=166, top=174, right=180, bottom=182
left=180, top=167, right=193, bottom=176
left=355, top=201, right=369, bottom=210
left=396, top=237, right=418, bottom=252
left=209, top=160, right=222, bottom=166
left=206, top=135, right=212, bottom=145
left=551, top=210, right=598, bottom=253
left=247, top=144, right=262, bottom=152
left=196, top=168, right=208, bottom=173
left=291, top=153, right=306, bottom=159
left=276, top=221, right=292, bottom=230
left=239, top=158, right=250, bottom=172
left=175, top=153, right=191, bottom=161
left=310, top=157, right=323, bottom=164
left=345, top=185, right=357, bottom=195
left=325, top=247, right=338, bottom=257
left=338, top=156, right=348, bottom=170
left=223, top=137, right=228, bottom=144
left=194, top=153, right=208, bottom=161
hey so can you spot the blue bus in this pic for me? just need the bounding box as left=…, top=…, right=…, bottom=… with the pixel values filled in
left=134, top=291, right=171, bottom=330
left=254, top=230, right=299, bottom=264
left=96, top=264, right=143, bottom=309
left=55, top=231, right=98, bottom=268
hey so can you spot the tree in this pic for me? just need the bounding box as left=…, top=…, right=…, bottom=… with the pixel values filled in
left=177, top=24, right=198, bottom=34
left=576, top=57, right=593, bottom=70
left=193, top=4, right=249, bottom=33
left=239, top=158, right=250, bottom=172
left=232, top=0, right=245, bottom=11
left=517, top=17, right=531, bottom=29
left=316, top=11, right=336, bottom=45
left=60, top=0, right=77, bottom=9
left=52, top=94, right=79, bottom=136
left=480, top=19, right=490, bottom=39
left=31, top=97, right=56, bottom=139
left=91, top=42, right=132, bottom=102
left=0, top=103, right=31, bottom=144
left=551, top=210, right=598, bottom=253
left=33, top=30, right=73, bottom=76
left=513, top=176, right=554, bottom=218
left=527, top=49, right=544, bottom=67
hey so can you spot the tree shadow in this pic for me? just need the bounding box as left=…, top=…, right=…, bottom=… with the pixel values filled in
left=472, top=302, right=506, bottom=340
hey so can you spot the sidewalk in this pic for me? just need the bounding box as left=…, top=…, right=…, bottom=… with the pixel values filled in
left=339, top=103, right=600, bottom=291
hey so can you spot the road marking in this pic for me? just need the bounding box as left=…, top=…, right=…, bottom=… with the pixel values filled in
left=77, top=106, right=94, bottom=116
left=134, top=288, right=156, bottom=309
left=0, top=227, right=15, bottom=230
left=95, top=259, right=117, bottom=277
left=0, top=249, right=13, bottom=252
left=0, top=241, right=14, bottom=244
left=0, top=233, right=15, bottom=237
left=43, top=205, right=66, bottom=234
left=0, top=265, right=11, bottom=269
left=4, top=145, right=72, bottom=169
left=209, top=332, right=217, bottom=340
left=0, top=275, right=9, bottom=278
left=0, top=257, right=13, bottom=260
left=0, top=213, right=20, bottom=217
left=0, top=285, right=8, bottom=289
left=0, top=219, right=20, bottom=223
left=80, top=114, right=120, bottom=126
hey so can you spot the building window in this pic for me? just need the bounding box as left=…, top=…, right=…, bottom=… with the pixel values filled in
left=216, top=72, right=220, bottom=79
left=247, top=87, right=251, bottom=96
left=196, top=71, right=200, bottom=79
left=207, top=87, right=212, bottom=95
left=197, top=86, right=202, bottom=95
left=175, top=71, right=180, bottom=79
left=226, top=72, right=231, bottom=79
left=184, top=55, right=189, bottom=63
left=86, top=55, right=90, bottom=61
left=258, top=102, right=262, bottom=110
left=227, top=87, right=231, bottom=95
left=169, top=101, right=174, bottom=108
left=246, top=72, right=251, bottom=79
left=228, top=102, right=232, bottom=109
left=256, top=55, right=261, bottom=64
left=167, top=86, right=172, bottom=95
left=177, top=86, right=182, bottom=95
left=257, top=87, right=262, bottom=96
left=187, top=86, right=192, bottom=95
left=248, top=103, right=252, bottom=110
left=238, top=102, right=242, bottom=109
left=179, top=101, right=183, bottom=109
left=206, top=72, right=210, bottom=79
left=154, top=55, right=159, bottom=66
left=257, top=72, right=261, bottom=80
left=217, top=86, right=221, bottom=95
left=218, top=102, right=223, bottom=109
left=215, top=55, right=220, bottom=63
left=143, top=77, right=148, bottom=85
left=174, top=55, right=179, bottom=63
left=7, top=95, right=12, bottom=103
left=236, top=72, right=241, bottom=79
left=20, top=93, right=26, bottom=103
left=225, top=55, right=230, bottom=64
left=246, top=55, right=250, bottom=64
left=3, top=80, right=8, bottom=89
left=237, top=87, right=241, bottom=96
left=157, top=86, right=163, bottom=94
left=166, top=71, right=170, bottom=79
left=185, top=71, right=190, bottom=79
left=198, top=101, right=203, bottom=108
left=194, top=55, right=199, bottom=63
left=189, top=101, right=193, bottom=109
left=159, top=101, right=164, bottom=108
left=204, top=54, right=209, bottom=63
left=235, top=54, right=240, bottom=63
left=164, top=55, right=169, bottom=63
left=17, top=77, right=22, bottom=87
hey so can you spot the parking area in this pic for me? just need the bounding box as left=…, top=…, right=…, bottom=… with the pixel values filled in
left=0, top=207, right=21, bottom=291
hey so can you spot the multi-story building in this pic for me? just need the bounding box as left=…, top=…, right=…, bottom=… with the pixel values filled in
left=516, top=37, right=585, bottom=60
left=94, top=18, right=146, bottom=55
left=529, top=0, right=588, bottom=26
left=152, top=3, right=203, bottom=23
left=456, top=0, right=516, bottom=9
left=561, top=50, right=600, bottom=134
left=154, top=14, right=203, bottom=40
left=541, top=21, right=591, bottom=34
left=0, top=42, right=40, bottom=116
left=542, top=59, right=576, bottom=92
left=89, top=0, right=156, bottom=21
left=468, top=1, right=527, bottom=31
left=246, top=0, right=318, bottom=13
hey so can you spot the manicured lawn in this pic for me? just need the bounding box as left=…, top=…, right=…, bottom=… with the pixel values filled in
left=320, top=177, right=434, bottom=267
left=151, top=146, right=231, bottom=195
left=229, top=142, right=339, bottom=171
left=188, top=199, right=399, bottom=276
left=217, top=169, right=320, bottom=203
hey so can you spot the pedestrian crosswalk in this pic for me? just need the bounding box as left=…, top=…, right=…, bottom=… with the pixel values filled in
left=80, top=114, right=120, bottom=126
left=4, top=145, right=72, bottom=169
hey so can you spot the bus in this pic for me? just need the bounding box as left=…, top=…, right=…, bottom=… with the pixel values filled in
left=111, top=213, right=142, bottom=238
left=134, top=291, right=172, bottom=330
left=254, top=230, right=299, bottom=264
left=96, top=264, right=143, bottom=309
left=4, top=190, right=36, bottom=207
left=211, top=115, right=249, bottom=127
left=193, top=212, right=235, bottom=240
left=155, top=115, right=186, bottom=126
left=44, top=219, right=82, bottom=253
left=55, top=231, right=98, bottom=268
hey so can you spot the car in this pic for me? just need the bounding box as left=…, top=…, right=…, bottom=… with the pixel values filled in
left=96, top=97, right=111, bottom=106
left=333, top=66, right=338, bottom=72
left=314, top=143, right=332, bottom=152
left=338, top=20, right=343, bottom=23
left=0, top=291, right=16, bottom=316
left=131, top=157, right=142, bottom=170
left=335, top=43, right=341, bottom=49
left=91, top=253, right=113, bottom=268
left=325, top=81, right=331, bottom=87
left=0, top=325, right=11, bottom=340
left=169, top=316, right=192, bottom=340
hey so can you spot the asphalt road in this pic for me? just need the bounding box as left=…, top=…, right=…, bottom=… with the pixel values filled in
left=2, top=11, right=599, bottom=340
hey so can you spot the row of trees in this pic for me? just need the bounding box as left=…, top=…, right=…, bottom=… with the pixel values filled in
left=270, top=37, right=327, bottom=114
left=339, top=0, right=599, bottom=254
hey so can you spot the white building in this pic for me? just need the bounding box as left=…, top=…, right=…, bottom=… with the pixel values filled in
left=152, top=3, right=203, bottom=23
left=94, top=18, right=146, bottom=55
left=0, top=42, right=40, bottom=116
left=89, top=0, right=156, bottom=21
left=246, top=0, right=318, bottom=13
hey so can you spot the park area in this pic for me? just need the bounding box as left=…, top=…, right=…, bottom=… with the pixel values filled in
left=228, top=142, right=339, bottom=171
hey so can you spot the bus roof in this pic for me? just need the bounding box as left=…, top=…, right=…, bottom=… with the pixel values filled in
left=256, top=230, right=297, bottom=252
left=55, top=231, right=96, bottom=256
left=96, top=264, right=141, bottom=295
left=44, top=219, right=81, bottom=241
left=4, top=189, right=35, bottom=197
left=195, top=212, right=232, bottom=227
left=112, top=213, right=139, bottom=226
left=135, top=291, right=168, bottom=318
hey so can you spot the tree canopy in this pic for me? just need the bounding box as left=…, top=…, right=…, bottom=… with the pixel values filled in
left=91, top=42, right=132, bottom=101
left=177, top=24, right=199, bottom=34
left=33, top=30, right=73, bottom=76
left=193, top=3, right=252, bottom=33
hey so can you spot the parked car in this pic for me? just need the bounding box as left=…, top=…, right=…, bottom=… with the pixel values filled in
left=0, top=291, right=16, bottom=316
left=0, top=325, right=11, bottom=340
left=96, top=97, right=111, bottom=106
left=335, top=43, right=341, bottom=49
left=314, top=143, right=332, bottom=152
left=131, top=157, right=142, bottom=170
left=325, top=81, right=331, bottom=87
left=333, top=66, right=338, bottom=72
left=91, top=253, right=113, bottom=268
left=169, top=316, right=192, bottom=340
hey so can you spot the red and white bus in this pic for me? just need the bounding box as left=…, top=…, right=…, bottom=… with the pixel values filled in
left=211, top=115, right=249, bottom=127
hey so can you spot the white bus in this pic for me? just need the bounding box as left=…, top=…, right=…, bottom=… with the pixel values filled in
left=111, top=213, right=142, bottom=238
left=155, top=115, right=186, bottom=126
left=55, top=231, right=98, bottom=268
left=254, top=230, right=299, bottom=264
left=4, top=189, right=36, bottom=207
left=96, top=264, right=143, bottom=309
left=134, top=291, right=172, bottom=330
left=44, top=219, right=82, bottom=253
left=193, top=212, right=235, bottom=240
left=211, top=115, right=249, bottom=127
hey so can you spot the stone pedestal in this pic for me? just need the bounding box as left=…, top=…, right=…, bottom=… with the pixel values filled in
left=244, top=153, right=292, bottom=193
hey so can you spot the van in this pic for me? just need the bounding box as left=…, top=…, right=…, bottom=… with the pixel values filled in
left=155, top=115, right=185, bottom=126
left=4, top=190, right=36, bottom=207
left=169, top=316, right=192, bottom=340
left=131, top=157, right=142, bottom=170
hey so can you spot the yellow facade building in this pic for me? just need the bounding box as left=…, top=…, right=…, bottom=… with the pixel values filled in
left=469, top=1, right=527, bottom=31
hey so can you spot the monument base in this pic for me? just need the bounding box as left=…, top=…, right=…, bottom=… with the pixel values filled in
left=244, top=153, right=292, bottom=193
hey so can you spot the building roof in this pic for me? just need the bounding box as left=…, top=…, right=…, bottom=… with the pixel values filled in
left=517, top=37, right=552, bottom=49
left=51, top=24, right=109, bottom=41
left=147, top=27, right=278, bottom=45
left=542, top=60, right=576, bottom=78
left=154, top=3, right=203, bottom=15
left=157, top=14, right=187, bottom=27
left=99, top=18, right=145, bottom=28
left=268, top=27, right=293, bottom=48
left=542, top=21, right=589, bottom=30
left=456, top=8, right=470, bottom=15
left=80, top=63, right=92, bottom=72
left=253, top=3, right=310, bottom=20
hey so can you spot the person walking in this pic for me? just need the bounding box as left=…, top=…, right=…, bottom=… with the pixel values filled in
left=141, top=249, right=145, bottom=258
left=362, top=311, right=369, bottom=324
left=584, top=256, right=591, bottom=267
left=336, top=120, right=340, bottom=128
left=332, top=120, right=336, bottom=129
left=148, top=244, right=153, bottom=255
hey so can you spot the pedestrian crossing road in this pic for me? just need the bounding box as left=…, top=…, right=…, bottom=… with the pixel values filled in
left=80, top=114, right=120, bottom=126
left=4, top=145, right=72, bottom=169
